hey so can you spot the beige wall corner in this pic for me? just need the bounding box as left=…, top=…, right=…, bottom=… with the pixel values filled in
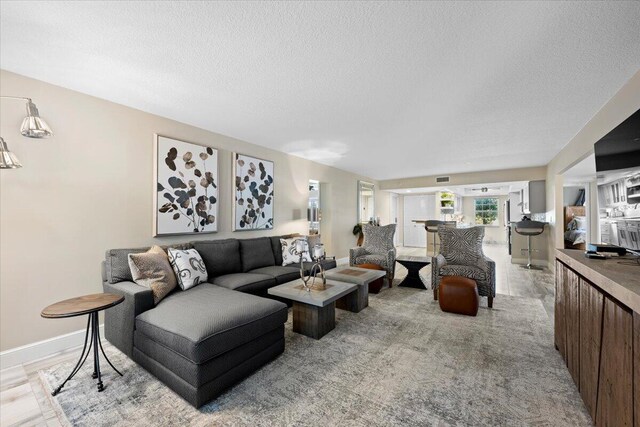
left=0, top=70, right=377, bottom=352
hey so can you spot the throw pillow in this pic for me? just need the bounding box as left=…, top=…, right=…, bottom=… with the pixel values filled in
left=280, top=237, right=312, bottom=266
left=573, top=216, right=587, bottom=230
left=438, top=226, right=484, bottom=266
left=128, top=246, right=177, bottom=304
left=167, top=248, right=208, bottom=290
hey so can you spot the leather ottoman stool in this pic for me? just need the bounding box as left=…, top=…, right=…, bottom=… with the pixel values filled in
left=356, top=263, right=386, bottom=294
left=438, top=275, right=479, bottom=316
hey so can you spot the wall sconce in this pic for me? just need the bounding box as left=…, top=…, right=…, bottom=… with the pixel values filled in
left=0, top=96, right=54, bottom=169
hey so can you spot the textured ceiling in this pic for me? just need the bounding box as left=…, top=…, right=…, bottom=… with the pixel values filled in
left=1, top=1, right=639, bottom=180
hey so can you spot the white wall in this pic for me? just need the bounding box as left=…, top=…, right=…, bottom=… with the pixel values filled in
left=563, top=186, right=583, bottom=206
left=0, top=70, right=386, bottom=351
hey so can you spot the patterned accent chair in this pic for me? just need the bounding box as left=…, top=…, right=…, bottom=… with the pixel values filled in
left=349, top=224, right=397, bottom=282
left=431, top=226, right=496, bottom=308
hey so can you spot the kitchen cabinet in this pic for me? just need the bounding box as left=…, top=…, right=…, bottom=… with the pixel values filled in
left=520, top=180, right=546, bottom=214
left=608, top=179, right=626, bottom=205
left=403, top=195, right=434, bottom=247
left=555, top=252, right=639, bottom=427
left=617, top=221, right=640, bottom=250
left=627, top=174, right=640, bottom=203
left=599, top=178, right=628, bottom=208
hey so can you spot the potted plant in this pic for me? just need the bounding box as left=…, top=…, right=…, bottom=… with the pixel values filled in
left=353, top=223, right=364, bottom=246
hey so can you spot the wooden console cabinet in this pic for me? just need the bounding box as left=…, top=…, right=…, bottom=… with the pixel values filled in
left=555, top=250, right=639, bottom=426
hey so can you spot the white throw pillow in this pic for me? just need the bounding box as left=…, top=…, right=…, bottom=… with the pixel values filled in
left=280, top=237, right=312, bottom=266
left=167, top=248, right=208, bottom=290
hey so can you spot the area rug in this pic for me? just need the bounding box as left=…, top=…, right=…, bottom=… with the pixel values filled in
left=39, top=288, right=591, bottom=426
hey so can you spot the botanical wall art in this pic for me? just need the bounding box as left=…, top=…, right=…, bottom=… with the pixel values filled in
left=154, top=135, right=218, bottom=236
left=233, top=153, right=274, bottom=230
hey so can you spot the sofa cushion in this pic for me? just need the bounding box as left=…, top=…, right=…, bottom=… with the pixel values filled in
left=302, top=258, right=337, bottom=272
left=135, top=283, right=287, bottom=364
left=280, top=237, right=312, bottom=266
left=239, top=237, right=275, bottom=272
left=212, top=273, right=276, bottom=294
left=168, top=248, right=208, bottom=290
left=105, top=243, right=192, bottom=284
left=250, top=266, right=300, bottom=284
left=193, top=239, right=242, bottom=277
left=270, top=236, right=284, bottom=266
left=128, top=245, right=177, bottom=304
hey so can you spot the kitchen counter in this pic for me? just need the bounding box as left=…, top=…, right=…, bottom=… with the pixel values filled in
left=556, top=248, right=640, bottom=313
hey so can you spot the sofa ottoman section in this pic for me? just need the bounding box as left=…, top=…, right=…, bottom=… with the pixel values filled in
left=133, top=337, right=284, bottom=408
left=134, top=326, right=284, bottom=387
left=134, top=284, right=287, bottom=364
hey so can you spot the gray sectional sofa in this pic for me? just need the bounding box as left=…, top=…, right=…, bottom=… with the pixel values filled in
left=101, top=235, right=336, bottom=407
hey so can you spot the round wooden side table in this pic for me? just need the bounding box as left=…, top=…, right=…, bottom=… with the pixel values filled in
left=41, top=293, right=124, bottom=395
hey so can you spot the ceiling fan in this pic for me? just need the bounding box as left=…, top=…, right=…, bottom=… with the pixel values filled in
left=469, top=187, right=501, bottom=193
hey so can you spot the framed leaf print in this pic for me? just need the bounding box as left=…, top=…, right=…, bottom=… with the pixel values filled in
left=233, top=153, right=274, bottom=230
left=153, top=135, right=218, bottom=236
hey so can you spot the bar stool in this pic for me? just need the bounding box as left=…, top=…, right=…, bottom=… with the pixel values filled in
left=425, top=220, right=445, bottom=256
left=514, top=220, right=546, bottom=270
left=424, top=221, right=456, bottom=256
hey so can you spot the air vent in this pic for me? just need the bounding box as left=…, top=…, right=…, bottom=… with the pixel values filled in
left=436, top=176, right=450, bottom=183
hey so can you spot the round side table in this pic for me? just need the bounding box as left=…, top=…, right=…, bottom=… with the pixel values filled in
left=41, top=293, right=124, bottom=395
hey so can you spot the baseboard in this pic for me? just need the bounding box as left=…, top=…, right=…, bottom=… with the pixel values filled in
left=336, top=257, right=349, bottom=265
left=0, top=324, right=104, bottom=370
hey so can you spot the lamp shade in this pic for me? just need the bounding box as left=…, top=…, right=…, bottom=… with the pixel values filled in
left=21, top=100, right=53, bottom=138
left=0, top=137, right=23, bottom=169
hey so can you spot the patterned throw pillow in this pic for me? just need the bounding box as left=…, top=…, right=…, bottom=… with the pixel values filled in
left=167, top=248, right=208, bottom=290
left=438, top=226, right=484, bottom=266
left=128, top=246, right=177, bottom=304
left=280, top=237, right=312, bottom=266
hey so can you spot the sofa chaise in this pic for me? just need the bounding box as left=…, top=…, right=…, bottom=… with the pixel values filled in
left=102, top=235, right=336, bottom=407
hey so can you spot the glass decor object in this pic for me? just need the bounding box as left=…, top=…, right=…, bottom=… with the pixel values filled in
left=21, top=100, right=53, bottom=138
left=0, top=137, right=23, bottom=169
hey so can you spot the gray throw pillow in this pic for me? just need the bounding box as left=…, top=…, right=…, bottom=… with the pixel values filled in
left=128, top=246, right=177, bottom=304
left=168, top=248, right=208, bottom=290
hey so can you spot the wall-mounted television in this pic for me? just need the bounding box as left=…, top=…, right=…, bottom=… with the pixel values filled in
left=594, top=108, right=640, bottom=174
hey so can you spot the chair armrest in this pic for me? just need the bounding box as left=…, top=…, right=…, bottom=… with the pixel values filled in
left=385, top=248, right=397, bottom=278
left=482, top=256, right=496, bottom=296
left=431, top=254, right=447, bottom=289
left=102, top=280, right=154, bottom=358
left=349, top=247, right=368, bottom=266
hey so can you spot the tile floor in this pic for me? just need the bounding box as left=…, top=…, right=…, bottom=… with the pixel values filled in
left=1, top=243, right=557, bottom=426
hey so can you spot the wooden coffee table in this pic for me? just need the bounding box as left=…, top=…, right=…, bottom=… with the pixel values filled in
left=325, top=266, right=387, bottom=312
left=396, top=256, right=431, bottom=289
left=268, top=279, right=357, bottom=339
left=42, top=293, right=124, bottom=395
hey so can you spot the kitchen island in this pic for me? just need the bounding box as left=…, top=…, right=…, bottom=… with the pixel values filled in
left=555, top=248, right=640, bottom=426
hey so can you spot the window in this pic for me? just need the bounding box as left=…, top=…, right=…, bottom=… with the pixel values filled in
left=474, top=197, right=499, bottom=226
